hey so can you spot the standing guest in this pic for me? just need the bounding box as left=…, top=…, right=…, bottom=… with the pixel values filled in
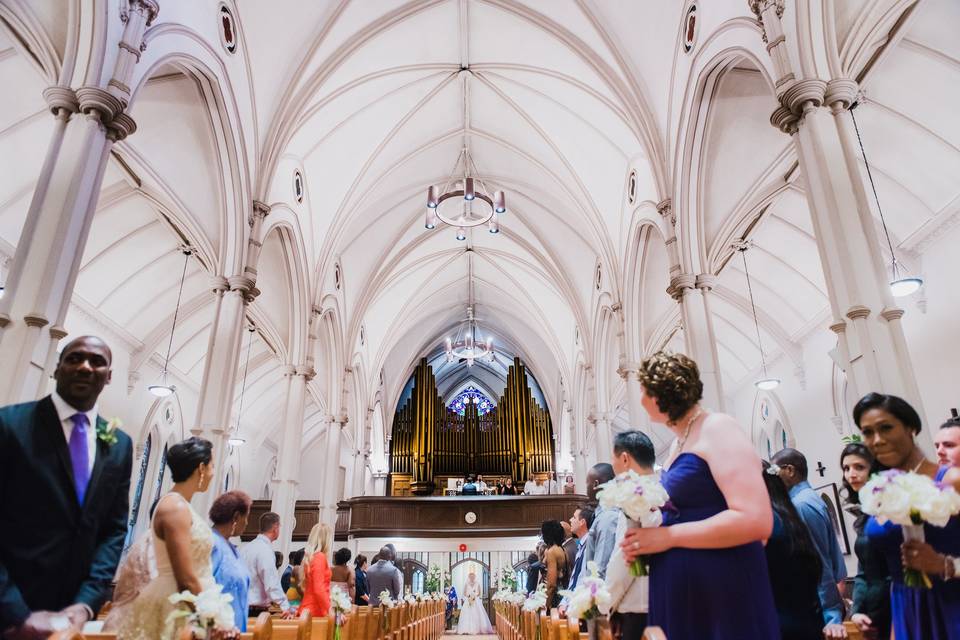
left=563, top=475, right=576, bottom=494
left=209, top=490, right=252, bottom=631
left=771, top=447, right=847, bottom=633
left=299, top=524, right=332, bottom=617
left=760, top=461, right=824, bottom=640
left=240, top=512, right=293, bottom=616
left=585, top=463, right=618, bottom=577
left=461, top=475, right=478, bottom=496
left=476, top=475, right=488, bottom=494
left=286, top=550, right=304, bottom=605
left=565, top=507, right=595, bottom=593
left=0, top=336, right=133, bottom=637
left=499, top=478, right=517, bottom=495
left=622, top=351, right=779, bottom=639
left=605, top=431, right=656, bottom=637
left=560, top=521, right=578, bottom=575
left=367, top=546, right=402, bottom=605
left=841, top=443, right=890, bottom=640
left=523, top=474, right=538, bottom=495
left=354, top=554, right=370, bottom=605
left=935, top=417, right=960, bottom=467
left=857, top=393, right=960, bottom=639
left=540, top=520, right=569, bottom=611
left=525, top=553, right=543, bottom=594
left=122, top=437, right=217, bottom=640
left=281, top=551, right=296, bottom=594
left=330, top=547, right=356, bottom=602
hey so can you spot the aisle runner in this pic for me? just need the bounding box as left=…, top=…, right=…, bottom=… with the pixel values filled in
left=441, top=635, right=497, bottom=640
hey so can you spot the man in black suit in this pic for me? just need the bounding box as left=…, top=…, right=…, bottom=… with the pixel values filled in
left=0, top=336, right=132, bottom=640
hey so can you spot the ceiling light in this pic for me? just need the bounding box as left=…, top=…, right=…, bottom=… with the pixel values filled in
left=230, top=324, right=256, bottom=448
left=228, top=435, right=247, bottom=447
left=443, top=257, right=493, bottom=366
left=424, top=147, right=506, bottom=240
left=850, top=107, right=923, bottom=298
left=456, top=227, right=466, bottom=241
left=755, top=377, right=781, bottom=391
left=149, top=248, right=192, bottom=397
left=148, top=381, right=175, bottom=397
left=493, top=191, right=505, bottom=214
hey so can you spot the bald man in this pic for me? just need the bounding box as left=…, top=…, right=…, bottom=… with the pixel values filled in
left=0, top=336, right=133, bottom=639
left=366, top=545, right=402, bottom=605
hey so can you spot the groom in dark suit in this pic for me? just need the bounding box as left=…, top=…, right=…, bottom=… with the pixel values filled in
left=0, top=336, right=132, bottom=639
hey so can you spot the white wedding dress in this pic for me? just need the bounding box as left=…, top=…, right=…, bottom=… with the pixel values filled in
left=456, top=579, right=493, bottom=635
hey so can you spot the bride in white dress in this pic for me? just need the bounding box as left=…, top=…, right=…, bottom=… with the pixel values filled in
left=456, top=572, right=494, bottom=635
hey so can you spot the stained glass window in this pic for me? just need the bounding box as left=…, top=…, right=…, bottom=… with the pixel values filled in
left=449, top=385, right=494, bottom=416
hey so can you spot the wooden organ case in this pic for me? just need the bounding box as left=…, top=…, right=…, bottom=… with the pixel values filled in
left=389, top=357, right=555, bottom=495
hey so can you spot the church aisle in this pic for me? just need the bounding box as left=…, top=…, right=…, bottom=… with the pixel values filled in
left=442, top=635, right=497, bottom=640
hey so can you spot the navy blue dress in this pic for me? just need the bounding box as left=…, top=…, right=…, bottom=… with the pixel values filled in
left=866, top=466, right=960, bottom=639
left=648, top=453, right=780, bottom=639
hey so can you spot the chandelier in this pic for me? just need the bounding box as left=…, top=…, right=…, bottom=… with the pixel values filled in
left=425, top=146, right=506, bottom=239
left=445, top=305, right=494, bottom=367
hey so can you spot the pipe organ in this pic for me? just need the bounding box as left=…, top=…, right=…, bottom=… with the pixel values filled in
left=389, top=357, right=555, bottom=495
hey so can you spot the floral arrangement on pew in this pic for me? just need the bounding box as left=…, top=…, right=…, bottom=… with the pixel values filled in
left=559, top=562, right=611, bottom=621
left=521, top=587, right=549, bottom=640
left=597, top=469, right=670, bottom=577
left=495, top=565, right=518, bottom=592
left=424, top=564, right=449, bottom=592
left=379, top=590, right=397, bottom=608
left=167, top=584, right=239, bottom=639
left=860, top=469, right=960, bottom=588
left=404, top=593, right=418, bottom=605
left=331, top=584, right=353, bottom=640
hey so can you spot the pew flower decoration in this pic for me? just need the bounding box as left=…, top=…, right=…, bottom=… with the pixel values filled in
left=597, top=469, right=670, bottom=577
left=404, top=593, right=418, bottom=605
left=167, top=584, right=238, bottom=639
left=559, top=562, right=611, bottom=621
left=495, top=566, right=517, bottom=592
left=331, top=585, right=353, bottom=640
left=97, top=417, right=122, bottom=446
left=379, top=590, right=397, bottom=608
left=425, top=564, right=448, bottom=592
left=521, top=589, right=547, bottom=612
left=860, top=469, right=960, bottom=588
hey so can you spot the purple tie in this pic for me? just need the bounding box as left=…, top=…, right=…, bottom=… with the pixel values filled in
left=69, top=413, right=90, bottom=504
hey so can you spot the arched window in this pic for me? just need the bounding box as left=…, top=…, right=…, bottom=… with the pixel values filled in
left=412, top=569, right=425, bottom=594
left=448, top=386, right=494, bottom=416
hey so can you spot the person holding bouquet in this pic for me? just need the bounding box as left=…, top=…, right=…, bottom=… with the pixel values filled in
left=620, top=351, right=778, bottom=639
left=856, top=393, right=960, bottom=639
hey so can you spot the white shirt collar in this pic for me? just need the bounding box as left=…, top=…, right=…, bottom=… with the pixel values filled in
left=51, top=391, right=99, bottom=427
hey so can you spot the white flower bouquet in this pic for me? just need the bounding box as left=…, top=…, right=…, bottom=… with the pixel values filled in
left=860, top=469, right=960, bottom=588
left=558, top=562, right=611, bottom=621
left=167, top=584, right=237, bottom=639
left=404, top=593, right=418, bottom=605
left=330, top=585, right=352, bottom=640
left=597, top=470, right=670, bottom=576
left=379, top=590, right=397, bottom=608
left=521, top=589, right=547, bottom=612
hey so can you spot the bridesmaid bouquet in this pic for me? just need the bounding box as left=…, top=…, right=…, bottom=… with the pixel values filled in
left=558, top=562, right=611, bottom=620
left=597, top=470, right=670, bottom=577
left=330, top=585, right=352, bottom=640
left=860, top=469, right=960, bottom=588
left=168, top=584, right=238, bottom=639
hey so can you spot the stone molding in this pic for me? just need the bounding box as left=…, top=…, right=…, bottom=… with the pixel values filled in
left=49, top=325, right=68, bottom=340
left=23, top=313, right=49, bottom=328
left=209, top=275, right=230, bottom=293
left=695, top=273, right=717, bottom=291
left=829, top=321, right=847, bottom=334
left=880, top=308, right=905, bottom=322
left=846, top=305, right=871, bottom=320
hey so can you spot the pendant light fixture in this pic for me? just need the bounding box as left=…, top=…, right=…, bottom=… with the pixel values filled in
left=228, top=323, right=256, bottom=447
left=850, top=106, right=922, bottom=297
left=734, top=240, right=780, bottom=390
left=148, top=247, right=192, bottom=397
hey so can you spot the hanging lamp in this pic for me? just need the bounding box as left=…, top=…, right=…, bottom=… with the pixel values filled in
left=734, top=240, right=780, bottom=390
left=228, top=324, right=256, bottom=447
left=148, top=247, right=192, bottom=397
left=850, top=106, right=922, bottom=297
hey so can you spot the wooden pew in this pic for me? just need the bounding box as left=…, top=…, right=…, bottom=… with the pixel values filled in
left=243, top=612, right=274, bottom=640
left=269, top=610, right=313, bottom=640
left=842, top=621, right=865, bottom=640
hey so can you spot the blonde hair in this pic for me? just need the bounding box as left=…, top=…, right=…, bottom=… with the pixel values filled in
left=303, top=523, right=332, bottom=568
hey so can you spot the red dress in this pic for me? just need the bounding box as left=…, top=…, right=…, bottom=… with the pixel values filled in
left=299, top=552, right=331, bottom=617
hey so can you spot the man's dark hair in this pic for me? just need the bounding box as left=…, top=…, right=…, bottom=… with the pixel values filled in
left=259, top=511, right=281, bottom=532
left=575, top=505, right=595, bottom=530
left=940, top=417, right=960, bottom=430
left=613, top=430, right=656, bottom=468
left=527, top=553, right=538, bottom=564
left=591, top=463, right=615, bottom=484
left=334, top=547, right=352, bottom=566
left=355, top=553, right=368, bottom=569
left=274, top=551, right=282, bottom=569
left=57, top=335, right=112, bottom=364
left=853, top=392, right=922, bottom=434
left=167, top=437, right=213, bottom=483
left=771, top=448, right=808, bottom=481
left=379, top=545, right=394, bottom=562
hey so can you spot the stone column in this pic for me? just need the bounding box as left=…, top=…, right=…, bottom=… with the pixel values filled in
left=0, top=0, right=158, bottom=403
left=573, top=418, right=588, bottom=494
left=321, top=413, right=347, bottom=525
left=588, top=412, right=613, bottom=464
left=271, top=364, right=312, bottom=566
left=752, top=1, right=925, bottom=426
left=669, top=274, right=725, bottom=411
left=352, top=408, right=374, bottom=498
left=617, top=361, right=647, bottom=429
left=371, top=471, right=388, bottom=496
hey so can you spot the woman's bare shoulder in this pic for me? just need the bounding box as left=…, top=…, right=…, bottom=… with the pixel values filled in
left=695, top=413, right=755, bottom=456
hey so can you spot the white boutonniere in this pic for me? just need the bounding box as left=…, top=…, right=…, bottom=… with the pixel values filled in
left=97, top=417, right=121, bottom=446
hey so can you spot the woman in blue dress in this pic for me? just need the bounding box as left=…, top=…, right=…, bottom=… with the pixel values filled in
left=621, top=351, right=779, bottom=639
left=209, top=490, right=253, bottom=631
left=855, top=393, right=960, bottom=639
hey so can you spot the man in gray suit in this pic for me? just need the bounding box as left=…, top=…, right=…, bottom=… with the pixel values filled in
left=584, top=463, right=619, bottom=578
left=366, top=545, right=402, bottom=605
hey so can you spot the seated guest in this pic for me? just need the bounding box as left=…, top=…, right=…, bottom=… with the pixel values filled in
left=525, top=553, right=543, bottom=594
left=499, top=478, right=517, bottom=495
left=367, top=545, right=402, bottom=605
left=330, top=547, right=356, bottom=602
left=299, top=523, right=332, bottom=616
left=771, top=447, right=847, bottom=630
left=281, top=551, right=295, bottom=593
left=857, top=393, right=960, bottom=639
left=286, top=549, right=304, bottom=605
left=354, top=554, right=369, bottom=605
left=210, top=490, right=253, bottom=631
left=761, top=461, right=824, bottom=640
left=841, top=442, right=890, bottom=640
left=605, top=431, right=656, bottom=636
left=240, top=512, right=293, bottom=616
left=563, top=475, right=576, bottom=494
left=935, top=416, right=960, bottom=467
left=585, top=463, right=618, bottom=577
left=541, top=520, right=569, bottom=611
left=461, top=475, right=479, bottom=495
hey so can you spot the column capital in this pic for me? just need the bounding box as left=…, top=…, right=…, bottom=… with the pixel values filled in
left=295, top=364, right=316, bottom=380
left=250, top=200, right=271, bottom=225
left=668, top=273, right=697, bottom=301
left=781, top=78, right=827, bottom=117
left=23, top=313, right=49, bottom=328
left=825, top=78, right=860, bottom=114
left=227, top=275, right=259, bottom=302
left=76, top=86, right=125, bottom=126
left=122, top=0, right=160, bottom=27
left=880, top=307, right=905, bottom=322
left=617, top=360, right=641, bottom=380
left=770, top=105, right=799, bottom=135
left=281, top=364, right=297, bottom=376
left=42, top=86, right=79, bottom=118
left=209, top=275, right=229, bottom=293
left=695, top=273, right=717, bottom=291
left=49, top=325, right=68, bottom=340
left=747, top=0, right=784, bottom=20
left=657, top=198, right=673, bottom=221
left=846, top=305, right=871, bottom=320
left=829, top=320, right=847, bottom=334
left=106, top=112, right=137, bottom=142
left=322, top=414, right=336, bottom=424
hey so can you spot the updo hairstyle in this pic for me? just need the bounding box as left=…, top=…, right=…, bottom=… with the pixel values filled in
left=637, top=351, right=704, bottom=422
left=167, top=436, right=213, bottom=482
